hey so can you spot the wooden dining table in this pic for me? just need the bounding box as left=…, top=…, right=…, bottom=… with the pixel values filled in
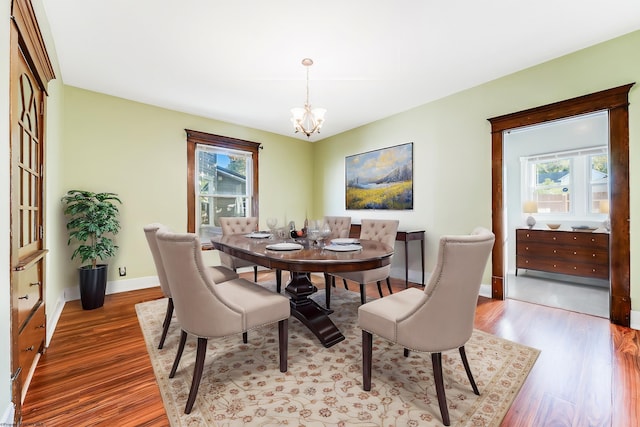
left=210, top=234, right=394, bottom=348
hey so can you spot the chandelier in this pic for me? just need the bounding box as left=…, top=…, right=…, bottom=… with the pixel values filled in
left=290, top=58, right=326, bottom=138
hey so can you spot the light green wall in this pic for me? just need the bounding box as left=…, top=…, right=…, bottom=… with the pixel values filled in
left=56, top=87, right=313, bottom=292
left=314, top=30, right=640, bottom=307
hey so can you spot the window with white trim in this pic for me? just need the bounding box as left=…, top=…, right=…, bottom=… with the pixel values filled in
left=521, top=146, right=608, bottom=217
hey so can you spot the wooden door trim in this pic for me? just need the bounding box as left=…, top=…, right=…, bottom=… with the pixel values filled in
left=488, top=83, right=634, bottom=326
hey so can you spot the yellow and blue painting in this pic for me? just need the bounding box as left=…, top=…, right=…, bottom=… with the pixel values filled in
left=345, top=143, right=413, bottom=210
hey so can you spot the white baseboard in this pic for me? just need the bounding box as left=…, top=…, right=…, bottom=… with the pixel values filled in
left=479, top=283, right=492, bottom=298
left=63, top=275, right=160, bottom=302
left=630, top=310, right=640, bottom=330
left=1, top=403, right=14, bottom=425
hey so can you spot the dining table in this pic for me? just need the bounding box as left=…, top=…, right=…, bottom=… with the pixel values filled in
left=210, top=233, right=394, bottom=348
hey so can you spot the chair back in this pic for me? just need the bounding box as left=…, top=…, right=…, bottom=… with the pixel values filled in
left=324, top=216, right=351, bottom=240
left=359, top=219, right=399, bottom=247
left=155, top=231, right=243, bottom=337
left=397, top=227, right=495, bottom=352
left=219, top=217, right=258, bottom=234
left=218, top=217, right=259, bottom=268
left=143, top=223, right=171, bottom=297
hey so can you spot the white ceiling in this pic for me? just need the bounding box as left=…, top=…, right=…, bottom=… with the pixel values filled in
left=41, top=0, right=640, bottom=141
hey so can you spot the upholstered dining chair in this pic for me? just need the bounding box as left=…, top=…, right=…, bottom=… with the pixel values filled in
left=358, top=227, right=495, bottom=426
left=143, top=223, right=239, bottom=349
left=324, top=215, right=352, bottom=240
left=155, top=230, right=290, bottom=414
left=330, top=219, right=399, bottom=306
left=219, top=216, right=260, bottom=282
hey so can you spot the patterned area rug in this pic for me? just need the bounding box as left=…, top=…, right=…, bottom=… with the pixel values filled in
left=136, top=283, right=539, bottom=426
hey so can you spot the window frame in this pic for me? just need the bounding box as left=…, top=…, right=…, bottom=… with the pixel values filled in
left=186, top=129, right=260, bottom=235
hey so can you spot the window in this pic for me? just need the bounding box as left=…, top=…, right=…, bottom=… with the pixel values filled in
left=186, top=130, right=260, bottom=242
left=522, top=146, right=608, bottom=217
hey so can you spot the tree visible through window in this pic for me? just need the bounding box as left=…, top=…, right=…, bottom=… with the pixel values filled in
left=523, top=146, right=608, bottom=217
left=186, top=130, right=260, bottom=243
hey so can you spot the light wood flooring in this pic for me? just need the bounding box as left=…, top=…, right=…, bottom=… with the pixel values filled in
left=21, top=271, right=640, bottom=426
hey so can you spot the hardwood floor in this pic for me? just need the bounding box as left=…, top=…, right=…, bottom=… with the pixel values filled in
left=22, top=271, right=640, bottom=426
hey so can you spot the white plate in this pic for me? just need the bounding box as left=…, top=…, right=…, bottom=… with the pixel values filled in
left=324, top=244, right=362, bottom=252
left=331, top=238, right=360, bottom=245
left=246, top=232, right=272, bottom=239
left=266, top=242, right=303, bottom=251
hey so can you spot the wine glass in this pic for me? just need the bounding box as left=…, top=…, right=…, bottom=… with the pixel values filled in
left=266, top=217, right=278, bottom=233
left=307, top=220, right=321, bottom=246
left=318, top=222, right=332, bottom=247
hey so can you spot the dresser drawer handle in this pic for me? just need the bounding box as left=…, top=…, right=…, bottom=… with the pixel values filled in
left=573, top=251, right=577, bottom=255
left=553, top=250, right=557, bottom=253
left=30, top=281, right=42, bottom=287
left=574, top=236, right=577, bottom=240
left=24, top=346, right=34, bottom=352
left=18, top=294, right=29, bottom=300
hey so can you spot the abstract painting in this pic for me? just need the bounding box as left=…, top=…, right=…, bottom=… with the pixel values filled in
left=345, top=143, right=413, bottom=210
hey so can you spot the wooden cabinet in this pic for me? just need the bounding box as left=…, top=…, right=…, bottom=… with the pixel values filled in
left=515, top=229, right=609, bottom=280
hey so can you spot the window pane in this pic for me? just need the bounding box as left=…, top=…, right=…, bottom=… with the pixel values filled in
left=535, top=159, right=570, bottom=213
left=591, top=154, right=609, bottom=213
left=196, top=145, right=252, bottom=241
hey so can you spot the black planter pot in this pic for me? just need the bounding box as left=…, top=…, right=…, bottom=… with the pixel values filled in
left=79, top=264, right=108, bottom=310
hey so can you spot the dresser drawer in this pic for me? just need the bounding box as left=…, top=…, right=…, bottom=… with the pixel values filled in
left=18, top=303, right=45, bottom=384
left=516, top=229, right=608, bottom=250
left=16, top=262, right=44, bottom=329
left=516, top=256, right=609, bottom=279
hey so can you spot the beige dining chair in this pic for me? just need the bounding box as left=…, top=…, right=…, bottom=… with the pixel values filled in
left=324, top=216, right=352, bottom=240
left=156, top=230, right=290, bottom=414
left=330, top=219, right=399, bottom=306
left=143, top=223, right=239, bottom=349
left=219, top=216, right=259, bottom=282
left=358, top=227, right=495, bottom=426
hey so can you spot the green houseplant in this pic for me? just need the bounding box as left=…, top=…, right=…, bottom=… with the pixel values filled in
left=62, top=190, right=122, bottom=310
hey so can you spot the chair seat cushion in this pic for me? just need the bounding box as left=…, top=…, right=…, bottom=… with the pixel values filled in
left=358, top=287, right=423, bottom=342
left=207, top=265, right=239, bottom=283
left=335, top=265, right=390, bottom=284
left=216, top=278, right=290, bottom=330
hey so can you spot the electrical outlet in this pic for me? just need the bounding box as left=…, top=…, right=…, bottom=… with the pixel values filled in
left=119, top=266, right=126, bottom=277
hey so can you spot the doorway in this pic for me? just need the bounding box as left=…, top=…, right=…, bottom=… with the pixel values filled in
left=503, top=111, right=610, bottom=317
left=488, top=84, right=633, bottom=327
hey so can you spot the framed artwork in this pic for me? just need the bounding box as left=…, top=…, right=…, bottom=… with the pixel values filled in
left=345, top=142, right=413, bottom=210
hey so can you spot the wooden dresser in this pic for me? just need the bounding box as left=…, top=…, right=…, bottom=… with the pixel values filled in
left=515, top=228, right=609, bottom=280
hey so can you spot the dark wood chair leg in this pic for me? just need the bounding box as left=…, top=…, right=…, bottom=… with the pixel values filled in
left=158, top=298, right=174, bottom=349
left=242, top=332, right=248, bottom=343
left=376, top=281, right=384, bottom=298
left=343, top=278, right=349, bottom=290
left=432, top=352, right=450, bottom=426
left=185, top=337, right=208, bottom=414
left=276, top=269, right=282, bottom=293
left=404, top=348, right=410, bottom=357
left=386, top=277, right=393, bottom=294
left=459, top=346, right=479, bottom=395
left=278, top=319, right=288, bottom=372
left=359, top=284, right=366, bottom=305
left=169, top=330, right=188, bottom=378
left=324, top=273, right=332, bottom=309
left=331, top=275, right=336, bottom=288
left=362, top=330, right=373, bottom=391
left=253, top=266, right=258, bottom=282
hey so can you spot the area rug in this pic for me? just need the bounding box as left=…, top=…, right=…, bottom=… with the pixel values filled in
left=136, top=283, right=539, bottom=426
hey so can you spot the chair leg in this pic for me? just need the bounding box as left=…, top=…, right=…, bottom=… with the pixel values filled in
left=253, top=266, right=258, bottom=282
left=343, top=278, right=349, bottom=290
left=242, top=332, right=248, bottom=343
left=386, top=277, right=393, bottom=294
left=278, top=319, right=288, bottom=372
left=376, top=281, right=384, bottom=298
left=158, top=298, right=174, bottom=349
left=331, top=275, right=336, bottom=288
left=276, top=269, right=282, bottom=293
left=404, top=348, right=410, bottom=357
left=359, top=284, right=366, bottom=305
left=324, top=273, right=332, bottom=310
left=362, top=330, right=373, bottom=391
left=169, top=330, right=188, bottom=378
left=432, top=352, right=450, bottom=426
left=185, top=337, right=208, bottom=414
left=459, top=346, right=480, bottom=395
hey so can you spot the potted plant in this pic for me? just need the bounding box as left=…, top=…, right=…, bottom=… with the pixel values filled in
left=62, top=190, right=122, bottom=310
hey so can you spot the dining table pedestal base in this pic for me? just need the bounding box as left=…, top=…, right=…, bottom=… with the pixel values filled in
left=285, top=272, right=345, bottom=348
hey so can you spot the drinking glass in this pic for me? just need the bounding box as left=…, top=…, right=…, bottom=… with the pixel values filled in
left=266, top=217, right=278, bottom=233
left=318, top=222, right=332, bottom=247
left=307, top=220, right=321, bottom=246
